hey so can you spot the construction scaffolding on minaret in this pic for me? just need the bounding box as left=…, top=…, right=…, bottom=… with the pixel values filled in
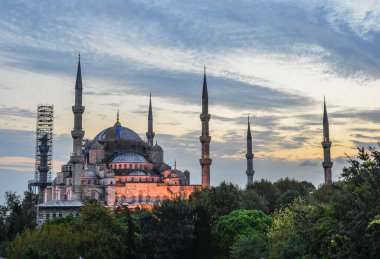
left=34, top=105, right=54, bottom=181
left=29, top=104, right=54, bottom=202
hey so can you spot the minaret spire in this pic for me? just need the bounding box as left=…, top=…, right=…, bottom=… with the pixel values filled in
left=71, top=54, right=85, bottom=200
left=246, top=116, right=254, bottom=185
left=146, top=92, right=155, bottom=146
left=322, top=96, right=333, bottom=184
left=200, top=67, right=212, bottom=187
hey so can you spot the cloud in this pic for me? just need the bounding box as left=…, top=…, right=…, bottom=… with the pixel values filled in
left=0, top=105, right=34, bottom=118
left=1, top=0, right=379, bottom=196
left=299, top=160, right=319, bottom=167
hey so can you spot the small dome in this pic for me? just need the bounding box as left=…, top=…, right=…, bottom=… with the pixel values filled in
left=152, top=143, right=163, bottom=152
left=94, top=124, right=142, bottom=142
left=91, top=142, right=104, bottom=150
left=170, top=170, right=187, bottom=179
left=111, top=152, right=147, bottom=163
left=84, top=170, right=97, bottom=178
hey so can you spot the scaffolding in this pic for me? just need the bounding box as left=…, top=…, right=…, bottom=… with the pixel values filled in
left=35, top=105, right=54, bottom=181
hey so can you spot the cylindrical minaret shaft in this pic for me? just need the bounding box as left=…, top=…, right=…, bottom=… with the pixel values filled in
left=322, top=96, right=333, bottom=184
left=38, top=134, right=49, bottom=203
left=71, top=54, right=85, bottom=199
left=246, top=117, right=255, bottom=185
left=146, top=93, right=155, bottom=146
left=199, top=67, right=212, bottom=187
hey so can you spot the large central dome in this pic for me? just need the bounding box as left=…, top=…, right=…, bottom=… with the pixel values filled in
left=94, top=124, right=142, bottom=142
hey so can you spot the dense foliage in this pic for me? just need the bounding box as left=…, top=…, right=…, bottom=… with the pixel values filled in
left=2, top=146, right=380, bottom=258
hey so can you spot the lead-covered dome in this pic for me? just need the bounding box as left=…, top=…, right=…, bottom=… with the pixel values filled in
left=94, top=124, right=142, bottom=142
left=111, top=152, right=147, bottom=163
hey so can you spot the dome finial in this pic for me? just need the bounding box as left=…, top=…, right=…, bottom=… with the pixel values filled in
left=114, top=110, right=121, bottom=126
left=174, top=159, right=177, bottom=170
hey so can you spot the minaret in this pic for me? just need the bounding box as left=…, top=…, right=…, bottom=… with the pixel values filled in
left=71, top=54, right=85, bottom=200
left=322, top=96, right=333, bottom=184
left=199, top=67, right=212, bottom=187
left=246, top=116, right=255, bottom=185
left=38, top=134, right=49, bottom=203
left=146, top=93, right=155, bottom=146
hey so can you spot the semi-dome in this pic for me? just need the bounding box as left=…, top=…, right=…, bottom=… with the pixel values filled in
left=151, top=143, right=163, bottom=152
left=111, top=152, right=147, bottom=163
left=94, top=124, right=142, bottom=142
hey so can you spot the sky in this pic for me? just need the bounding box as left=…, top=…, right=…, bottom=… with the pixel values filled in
left=1, top=0, right=380, bottom=202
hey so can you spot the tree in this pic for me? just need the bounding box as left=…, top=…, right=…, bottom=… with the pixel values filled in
left=213, top=210, right=272, bottom=257
left=0, top=190, right=37, bottom=256
left=329, top=147, right=380, bottom=257
left=275, top=190, right=301, bottom=209
left=140, top=198, right=196, bottom=259
left=273, top=177, right=312, bottom=196
left=5, top=203, right=129, bottom=259
left=309, top=182, right=342, bottom=205
left=268, top=198, right=317, bottom=258
left=248, top=180, right=279, bottom=213
left=241, top=188, right=269, bottom=213
left=190, top=182, right=243, bottom=258
left=230, top=233, right=267, bottom=259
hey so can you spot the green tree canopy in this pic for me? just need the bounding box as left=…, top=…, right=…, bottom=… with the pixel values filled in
left=213, top=209, right=272, bottom=256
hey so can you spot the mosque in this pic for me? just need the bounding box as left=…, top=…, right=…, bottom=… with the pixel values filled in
left=34, top=55, right=332, bottom=224
left=35, top=56, right=212, bottom=221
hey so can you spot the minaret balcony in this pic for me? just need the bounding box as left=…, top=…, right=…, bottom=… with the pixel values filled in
left=321, top=141, right=332, bottom=148
left=200, top=114, right=211, bottom=121
left=246, top=154, right=254, bottom=159
left=72, top=106, right=85, bottom=114
left=246, top=170, right=255, bottom=175
left=71, top=130, right=85, bottom=139
left=200, top=158, right=212, bottom=166
left=322, top=161, right=333, bottom=168
left=199, top=136, right=211, bottom=143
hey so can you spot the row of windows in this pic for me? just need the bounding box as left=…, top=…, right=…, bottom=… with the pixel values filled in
left=44, top=212, right=79, bottom=219
left=117, top=177, right=159, bottom=183
left=117, top=195, right=169, bottom=203
left=110, top=163, right=149, bottom=170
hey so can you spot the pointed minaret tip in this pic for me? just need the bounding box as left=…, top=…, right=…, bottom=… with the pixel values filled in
left=202, top=66, right=208, bottom=99
left=323, top=96, right=328, bottom=124
left=247, top=116, right=252, bottom=140
left=75, top=53, right=82, bottom=90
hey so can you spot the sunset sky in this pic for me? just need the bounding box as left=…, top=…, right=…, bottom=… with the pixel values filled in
left=1, top=0, right=380, bottom=201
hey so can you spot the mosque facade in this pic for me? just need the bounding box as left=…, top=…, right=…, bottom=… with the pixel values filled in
left=37, top=56, right=211, bottom=216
